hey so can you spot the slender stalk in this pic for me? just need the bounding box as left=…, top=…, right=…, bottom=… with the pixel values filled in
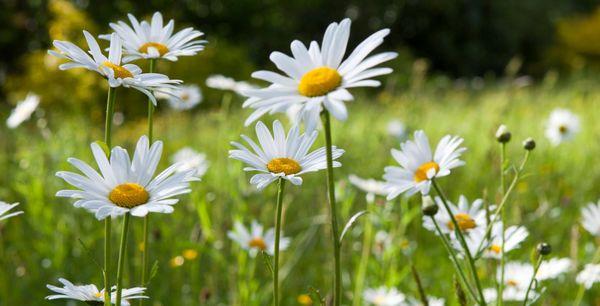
left=273, top=178, right=286, bottom=306
left=572, top=246, right=600, bottom=306
left=522, top=255, right=543, bottom=306
left=140, top=58, right=156, bottom=305
left=321, top=110, right=341, bottom=306
left=352, top=206, right=373, bottom=306
left=104, top=86, right=117, bottom=306
left=115, top=213, right=131, bottom=306
left=432, top=179, right=487, bottom=305
left=499, top=143, right=507, bottom=306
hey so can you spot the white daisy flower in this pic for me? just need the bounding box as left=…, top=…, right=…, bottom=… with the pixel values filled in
left=242, top=18, right=397, bottom=128
left=205, top=74, right=257, bottom=95
left=576, top=264, right=600, bottom=289
left=545, top=108, right=580, bottom=146
left=349, top=174, right=387, bottom=203
left=407, top=296, right=445, bottom=306
left=56, top=135, right=197, bottom=220
left=229, top=120, right=344, bottom=190
left=102, top=12, right=206, bottom=62
left=6, top=93, right=40, bottom=129
left=160, top=84, right=203, bottom=111
left=483, top=286, right=535, bottom=303
left=536, top=257, right=572, bottom=280
left=46, top=278, right=147, bottom=306
left=581, top=200, right=600, bottom=237
left=170, top=147, right=209, bottom=178
left=0, top=201, right=23, bottom=221
left=48, top=31, right=181, bottom=105
left=363, top=287, right=406, bottom=306
left=227, top=220, right=290, bottom=257
left=422, top=195, right=488, bottom=235
left=387, top=119, right=406, bottom=139
left=487, top=262, right=536, bottom=302
left=480, top=223, right=528, bottom=259
left=383, top=130, right=466, bottom=199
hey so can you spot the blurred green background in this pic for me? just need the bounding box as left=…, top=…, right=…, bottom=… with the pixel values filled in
left=0, top=0, right=599, bottom=305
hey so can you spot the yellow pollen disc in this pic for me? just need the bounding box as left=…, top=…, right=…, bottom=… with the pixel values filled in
left=183, top=249, right=198, bottom=260
left=447, top=213, right=477, bottom=231
left=180, top=93, right=190, bottom=101
left=414, top=161, right=440, bottom=182
left=139, top=42, right=169, bottom=56
left=102, top=61, right=133, bottom=79
left=489, top=244, right=502, bottom=254
left=94, top=292, right=103, bottom=298
left=108, top=183, right=149, bottom=208
left=558, top=125, right=568, bottom=134
left=248, top=237, right=267, bottom=250
left=506, top=279, right=519, bottom=287
left=298, top=67, right=342, bottom=97
left=267, top=157, right=301, bottom=175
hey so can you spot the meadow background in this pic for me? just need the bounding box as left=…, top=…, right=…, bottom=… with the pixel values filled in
left=1, top=0, right=599, bottom=305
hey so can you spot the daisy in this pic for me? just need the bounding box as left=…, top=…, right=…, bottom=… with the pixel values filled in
left=363, top=287, right=406, bottom=306
left=545, top=108, right=580, bottom=146
left=229, top=120, right=344, bottom=190
left=422, top=195, right=488, bottom=235
left=407, top=296, right=445, bottom=306
left=383, top=130, right=466, bottom=199
left=242, top=18, right=397, bottom=127
left=576, top=264, right=600, bottom=289
left=348, top=174, right=387, bottom=202
left=159, top=84, right=203, bottom=110
left=227, top=220, right=290, bottom=257
left=206, top=74, right=257, bottom=95
left=486, top=262, right=536, bottom=301
left=102, top=12, right=206, bottom=62
left=56, top=135, right=197, bottom=220
left=536, top=257, right=572, bottom=280
left=6, top=93, right=40, bottom=129
left=0, top=201, right=23, bottom=221
left=581, top=201, right=600, bottom=237
left=481, top=223, right=528, bottom=259
left=46, top=278, right=147, bottom=306
left=170, top=147, right=209, bottom=178
left=48, top=31, right=181, bottom=105
left=387, top=119, right=406, bottom=139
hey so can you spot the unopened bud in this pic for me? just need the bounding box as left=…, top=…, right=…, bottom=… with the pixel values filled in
left=421, top=196, right=438, bottom=216
left=523, top=138, right=536, bottom=151
left=495, top=125, right=511, bottom=143
left=537, top=242, right=552, bottom=256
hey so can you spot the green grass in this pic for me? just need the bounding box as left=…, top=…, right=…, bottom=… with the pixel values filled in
left=1, top=77, right=599, bottom=305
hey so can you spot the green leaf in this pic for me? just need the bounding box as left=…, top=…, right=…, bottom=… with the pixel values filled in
left=339, top=210, right=368, bottom=244
left=146, top=260, right=159, bottom=286
left=260, top=251, right=274, bottom=274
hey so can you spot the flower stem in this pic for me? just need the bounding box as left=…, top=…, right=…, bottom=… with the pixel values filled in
left=321, top=110, right=341, bottom=306
left=273, top=178, right=286, bottom=306
left=115, top=213, right=131, bottom=306
left=103, top=86, right=117, bottom=306
left=140, top=58, right=156, bottom=306
left=522, top=254, right=544, bottom=306
left=432, top=179, right=487, bottom=305
left=352, top=207, right=373, bottom=306
left=499, top=142, right=507, bottom=306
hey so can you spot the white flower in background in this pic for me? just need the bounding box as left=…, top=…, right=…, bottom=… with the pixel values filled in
left=243, top=18, right=397, bottom=130
left=46, top=278, right=147, bottom=306
left=349, top=174, right=388, bottom=202
left=56, top=135, right=197, bottom=220
left=576, top=264, right=600, bottom=289
left=6, top=93, right=40, bottom=129
left=205, top=74, right=257, bottom=95
left=536, top=257, right=572, bottom=280
left=384, top=130, right=466, bottom=199
left=171, top=147, right=209, bottom=178
left=0, top=202, right=23, bottom=221
left=374, top=230, right=392, bottom=256
left=483, top=287, right=535, bottom=303
left=407, top=296, right=445, bottom=306
left=485, top=262, right=536, bottom=302
left=229, top=120, right=344, bottom=190
left=160, top=84, right=203, bottom=110
left=363, top=287, right=406, bottom=306
left=102, top=12, right=206, bottom=62
left=581, top=201, right=600, bottom=237
left=422, top=195, right=488, bottom=235
left=387, top=119, right=406, bottom=139
left=545, top=108, right=580, bottom=146
left=480, top=223, right=528, bottom=259
left=227, top=220, right=290, bottom=257
left=48, top=31, right=181, bottom=105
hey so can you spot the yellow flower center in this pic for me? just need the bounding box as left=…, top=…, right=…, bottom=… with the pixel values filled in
left=558, top=125, right=568, bottom=134
left=183, top=249, right=199, bottom=260
left=373, top=296, right=386, bottom=305
left=414, top=161, right=440, bottom=182
left=248, top=237, right=267, bottom=250
left=297, top=294, right=313, bottom=305
left=181, top=93, right=190, bottom=101
left=447, top=213, right=477, bottom=231
left=489, top=244, right=502, bottom=254
left=298, top=67, right=342, bottom=97
left=94, top=292, right=103, bottom=298
left=267, top=158, right=301, bottom=175
left=102, top=61, right=133, bottom=79
left=506, top=279, right=519, bottom=287
left=139, top=42, right=169, bottom=56
left=108, top=183, right=149, bottom=208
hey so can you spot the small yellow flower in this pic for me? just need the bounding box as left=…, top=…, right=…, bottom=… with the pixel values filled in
left=183, top=249, right=198, bottom=260
left=297, top=294, right=313, bottom=305
left=169, top=256, right=184, bottom=268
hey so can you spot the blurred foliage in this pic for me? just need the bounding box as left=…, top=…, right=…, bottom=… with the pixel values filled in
left=551, top=8, right=600, bottom=71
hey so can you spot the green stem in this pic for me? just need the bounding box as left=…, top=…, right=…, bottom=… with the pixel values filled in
left=104, top=86, right=117, bottom=306
left=352, top=207, right=373, bottom=306
left=432, top=179, right=487, bottom=305
left=321, top=110, right=341, bottom=306
left=499, top=143, right=507, bottom=306
left=522, top=255, right=543, bottom=306
left=140, top=58, right=156, bottom=306
left=115, top=213, right=131, bottom=306
left=273, top=178, right=286, bottom=306
left=572, top=246, right=600, bottom=306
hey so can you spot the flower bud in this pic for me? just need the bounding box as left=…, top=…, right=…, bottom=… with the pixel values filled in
left=523, top=138, right=536, bottom=151
left=537, top=242, right=552, bottom=256
left=495, top=125, right=511, bottom=143
left=421, top=196, right=438, bottom=216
